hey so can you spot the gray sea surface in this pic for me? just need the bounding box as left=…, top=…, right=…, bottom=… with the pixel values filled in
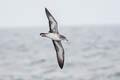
left=0, top=26, right=120, bottom=80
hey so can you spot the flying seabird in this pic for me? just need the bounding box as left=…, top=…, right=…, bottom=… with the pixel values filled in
left=40, top=8, right=68, bottom=69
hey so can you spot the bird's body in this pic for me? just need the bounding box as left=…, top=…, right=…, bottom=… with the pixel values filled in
left=43, top=33, right=62, bottom=40
left=40, top=8, right=67, bottom=69
left=40, top=33, right=68, bottom=41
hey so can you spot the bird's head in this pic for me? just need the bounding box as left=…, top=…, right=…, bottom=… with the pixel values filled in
left=40, top=33, right=46, bottom=37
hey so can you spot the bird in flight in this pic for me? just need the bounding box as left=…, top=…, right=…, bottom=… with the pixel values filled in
left=40, top=8, right=68, bottom=69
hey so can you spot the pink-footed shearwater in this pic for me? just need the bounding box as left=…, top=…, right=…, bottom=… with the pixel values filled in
left=40, top=8, right=68, bottom=69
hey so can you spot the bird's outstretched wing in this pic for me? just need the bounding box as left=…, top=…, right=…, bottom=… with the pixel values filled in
left=45, top=8, right=58, bottom=33
left=52, top=40, right=64, bottom=69
left=45, top=8, right=64, bottom=69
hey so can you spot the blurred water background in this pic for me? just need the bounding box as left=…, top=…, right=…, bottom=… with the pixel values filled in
left=0, top=26, right=120, bottom=80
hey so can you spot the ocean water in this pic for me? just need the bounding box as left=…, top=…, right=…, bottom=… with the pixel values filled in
left=0, top=26, right=120, bottom=80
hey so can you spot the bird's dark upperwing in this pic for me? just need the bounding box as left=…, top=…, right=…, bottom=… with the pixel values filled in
left=45, top=8, right=58, bottom=33
left=52, top=40, right=64, bottom=69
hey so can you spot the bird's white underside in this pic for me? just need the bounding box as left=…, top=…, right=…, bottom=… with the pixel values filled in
left=46, top=33, right=61, bottom=40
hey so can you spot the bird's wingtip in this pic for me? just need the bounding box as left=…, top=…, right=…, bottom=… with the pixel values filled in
left=45, top=8, right=49, bottom=13
left=45, top=7, right=47, bottom=10
left=58, top=60, right=64, bottom=69
left=59, top=65, right=64, bottom=69
left=44, top=7, right=56, bottom=22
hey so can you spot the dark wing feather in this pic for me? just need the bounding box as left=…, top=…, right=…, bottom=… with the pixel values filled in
left=45, top=8, right=58, bottom=33
left=52, top=40, right=64, bottom=69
